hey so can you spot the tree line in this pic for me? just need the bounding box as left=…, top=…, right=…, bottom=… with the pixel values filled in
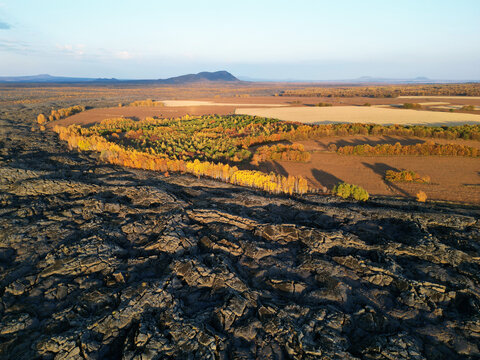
left=128, top=99, right=164, bottom=107
left=278, top=83, right=480, bottom=98
left=337, top=142, right=480, bottom=157
left=37, top=105, right=86, bottom=124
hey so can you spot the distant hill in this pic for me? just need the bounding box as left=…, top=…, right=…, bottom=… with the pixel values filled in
left=159, top=71, right=239, bottom=84
left=0, top=71, right=240, bottom=84
left=0, top=74, right=118, bottom=83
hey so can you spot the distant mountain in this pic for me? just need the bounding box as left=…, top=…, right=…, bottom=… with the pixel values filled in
left=1, top=72, right=476, bottom=84
left=158, top=71, right=239, bottom=84
left=0, top=71, right=239, bottom=84
left=0, top=74, right=119, bottom=83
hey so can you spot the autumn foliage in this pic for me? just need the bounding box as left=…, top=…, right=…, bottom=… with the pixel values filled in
left=403, top=103, right=422, bottom=109
left=385, top=170, right=430, bottom=183
left=37, top=105, right=85, bottom=124
left=252, top=143, right=311, bottom=163
left=53, top=124, right=309, bottom=195
left=37, top=114, right=47, bottom=124
left=332, top=182, right=369, bottom=201
left=129, top=99, right=164, bottom=107
left=416, top=191, right=428, bottom=202
left=337, top=142, right=480, bottom=157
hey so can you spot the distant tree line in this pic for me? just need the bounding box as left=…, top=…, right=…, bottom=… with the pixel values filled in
left=279, top=84, right=480, bottom=98
left=129, top=99, right=164, bottom=107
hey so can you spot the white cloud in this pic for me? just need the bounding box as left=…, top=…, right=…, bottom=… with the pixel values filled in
left=56, top=44, right=86, bottom=57
left=115, top=50, right=133, bottom=60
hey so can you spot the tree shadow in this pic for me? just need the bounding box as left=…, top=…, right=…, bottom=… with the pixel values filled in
left=362, top=162, right=410, bottom=197
left=256, top=161, right=289, bottom=177
left=311, top=169, right=342, bottom=189
left=326, top=136, right=424, bottom=149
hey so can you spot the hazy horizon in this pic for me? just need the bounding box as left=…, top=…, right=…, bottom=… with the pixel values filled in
left=1, top=0, right=479, bottom=80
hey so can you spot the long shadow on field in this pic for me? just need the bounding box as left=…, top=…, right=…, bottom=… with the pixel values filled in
left=312, top=169, right=343, bottom=189
left=362, top=162, right=410, bottom=197
left=327, top=136, right=424, bottom=149
left=258, top=161, right=289, bottom=177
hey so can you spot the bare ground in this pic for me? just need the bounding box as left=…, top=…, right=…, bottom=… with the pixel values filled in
left=277, top=152, right=480, bottom=204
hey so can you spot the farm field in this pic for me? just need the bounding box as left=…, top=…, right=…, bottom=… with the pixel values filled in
left=398, top=95, right=480, bottom=99
left=275, top=151, right=480, bottom=203
left=235, top=105, right=480, bottom=126
left=50, top=93, right=480, bottom=128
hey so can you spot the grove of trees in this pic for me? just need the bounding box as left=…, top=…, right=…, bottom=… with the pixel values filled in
left=252, top=143, right=311, bottom=163
left=53, top=123, right=310, bottom=195
left=337, top=141, right=480, bottom=157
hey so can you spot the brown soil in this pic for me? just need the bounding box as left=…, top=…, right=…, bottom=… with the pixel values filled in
left=269, top=152, right=480, bottom=203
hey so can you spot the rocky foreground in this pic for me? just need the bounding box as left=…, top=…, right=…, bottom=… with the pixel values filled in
left=1, top=107, right=480, bottom=359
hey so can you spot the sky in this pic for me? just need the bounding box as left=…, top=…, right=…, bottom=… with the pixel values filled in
left=0, top=0, right=479, bottom=80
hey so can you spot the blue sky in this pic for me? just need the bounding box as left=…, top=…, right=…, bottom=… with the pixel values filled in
left=0, top=0, right=479, bottom=80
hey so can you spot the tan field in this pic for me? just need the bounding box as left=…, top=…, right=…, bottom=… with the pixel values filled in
left=161, top=100, right=287, bottom=107
left=398, top=96, right=480, bottom=99
left=235, top=106, right=480, bottom=126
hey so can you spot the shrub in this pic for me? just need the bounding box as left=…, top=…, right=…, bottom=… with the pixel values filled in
left=363, top=103, right=371, bottom=106
left=332, top=182, right=369, bottom=201
left=37, top=113, right=46, bottom=124
left=403, top=103, right=422, bottom=109
left=315, top=102, right=333, bottom=107
left=416, top=191, right=427, bottom=202
left=461, top=105, right=475, bottom=111
left=327, top=143, right=338, bottom=152
left=385, top=170, right=430, bottom=183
